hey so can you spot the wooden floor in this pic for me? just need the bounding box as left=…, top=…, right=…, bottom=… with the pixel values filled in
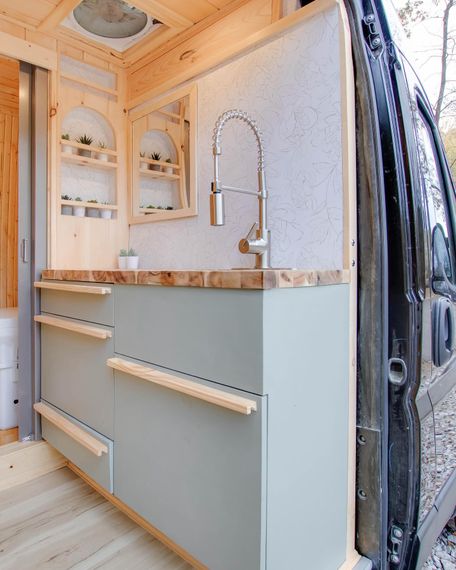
left=0, top=467, right=193, bottom=569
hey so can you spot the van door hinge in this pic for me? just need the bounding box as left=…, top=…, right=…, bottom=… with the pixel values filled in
left=363, top=14, right=383, bottom=54
left=388, top=524, right=404, bottom=565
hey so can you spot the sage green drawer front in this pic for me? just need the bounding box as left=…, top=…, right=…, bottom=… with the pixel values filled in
left=115, top=285, right=263, bottom=394
left=40, top=281, right=114, bottom=326
left=41, top=402, right=113, bottom=493
left=41, top=316, right=114, bottom=438
left=114, top=359, right=267, bottom=570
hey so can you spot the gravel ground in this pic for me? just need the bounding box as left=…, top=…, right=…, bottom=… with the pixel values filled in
left=423, top=517, right=456, bottom=569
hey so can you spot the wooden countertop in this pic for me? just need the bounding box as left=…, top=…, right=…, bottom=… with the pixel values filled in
left=41, top=269, right=349, bottom=290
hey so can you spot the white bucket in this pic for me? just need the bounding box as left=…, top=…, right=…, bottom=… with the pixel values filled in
left=0, top=308, right=18, bottom=430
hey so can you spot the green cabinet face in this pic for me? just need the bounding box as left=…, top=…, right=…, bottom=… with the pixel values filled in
left=41, top=318, right=115, bottom=438
left=114, top=362, right=267, bottom=570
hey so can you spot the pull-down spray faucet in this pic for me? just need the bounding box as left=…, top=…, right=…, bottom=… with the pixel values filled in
left=210, top=109, right=270, bottom=269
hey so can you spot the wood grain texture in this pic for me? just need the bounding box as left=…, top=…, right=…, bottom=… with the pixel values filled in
left=0, top=466, right=193, bottom=569
left=41, top=268, right=350, bottom=289
left=34, top=280, right=112, bottom=295
left=0, top=57, right=18, bottom=309
left=0, top=427, right=17, bottom=446
left=34, top=314, right=113, bottom=339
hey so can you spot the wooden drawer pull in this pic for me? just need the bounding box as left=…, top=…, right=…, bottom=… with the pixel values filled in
left=34, top=402, right=108, bottom=457
left=107, top=357, right=257, bottom=416
left=34, top=281, right=112, bottom=295
left=35, top=315, right=112, bottom=339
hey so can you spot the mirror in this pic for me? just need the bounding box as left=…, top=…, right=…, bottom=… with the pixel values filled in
left=129, top=85, right=197, bottom=223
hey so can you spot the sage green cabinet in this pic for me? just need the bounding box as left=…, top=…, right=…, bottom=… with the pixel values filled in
left=114, top=361, right=267, bottom=570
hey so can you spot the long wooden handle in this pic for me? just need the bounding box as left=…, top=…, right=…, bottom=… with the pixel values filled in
left=107, top=357, right=257, bottom=415
left=35, top=315, right=112, bottom=340
left=34, top=402, right=108, bottom=457
left=34, top=281, right=112, bottom=295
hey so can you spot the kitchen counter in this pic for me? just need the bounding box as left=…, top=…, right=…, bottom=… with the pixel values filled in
left=41, top=268, right=349, bottom=290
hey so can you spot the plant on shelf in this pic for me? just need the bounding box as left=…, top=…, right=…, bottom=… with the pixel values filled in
left=76, top=134, right=94, bottom=158
left=61, top=133, right=74, bottom=155
left=100, top=201, right=113, bottom=220
left=164, top=157, right=174, bottom=175
left=73, top=197, right=86, bottom=218
left=87, top=199, right=99, bottom=218
left=61, top=194, right=73, bottom=216
left=139, top=151, right=148, bottom=170
left=149, top=152, right=162, bottom=171
left=118, top=248, right=139, bottom=270
left=96, top=140, right=109, bottom=162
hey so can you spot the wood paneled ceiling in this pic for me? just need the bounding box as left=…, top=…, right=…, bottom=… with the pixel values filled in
left=0, top=0, right=242, bottom=66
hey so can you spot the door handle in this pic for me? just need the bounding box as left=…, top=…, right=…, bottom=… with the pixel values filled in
left=20, top=238, right=29, bottom=263
left=432, top=297, right=454, bottom=367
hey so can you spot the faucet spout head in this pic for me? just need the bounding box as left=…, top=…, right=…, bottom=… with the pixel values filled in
left=210, top=185, right=225, bottom=226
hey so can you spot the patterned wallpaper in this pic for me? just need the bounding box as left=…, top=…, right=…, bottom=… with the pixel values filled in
left=130, top=5, right=344, bottom=270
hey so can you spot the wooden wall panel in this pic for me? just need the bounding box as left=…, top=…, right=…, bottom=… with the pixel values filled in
left=0, top=57, right=18, bottom=308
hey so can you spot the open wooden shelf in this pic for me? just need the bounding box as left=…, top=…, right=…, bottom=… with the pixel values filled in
left=139, top=207, right=175, bottom=213
left=61, top=152, right=118, bottom=170
left=139, top=168, right=180, bottom=181
left=61, top=199, right=118, bottom=211
left=60, top=139, right=118, bottom=157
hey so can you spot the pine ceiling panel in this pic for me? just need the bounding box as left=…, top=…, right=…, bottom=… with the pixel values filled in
left=0, top=0, right=59, bottom=28
left=154, top=0, right=218, bottom=23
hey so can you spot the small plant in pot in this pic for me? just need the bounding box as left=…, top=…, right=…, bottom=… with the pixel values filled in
left=73, top=197, right=86, bottom=217
left=139, top=151, right=148, bottom=170
left=149, top=152, right=162, bottom=171
left=164, top=158, right=174, bottom=175
left=61, top=194, right=73, bottom=215
left=96, top=141, right=109, bottom=162
left=87, top=199, right=99, bottom=218
left=118, top=248, right=139, bottom=270
left=76, top=134, right=93, bottom=158
left=100, top=202, right=113, bottom=219
left=61, top=134, right=74, bottom=155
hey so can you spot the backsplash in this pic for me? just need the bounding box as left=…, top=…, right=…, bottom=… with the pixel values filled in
left=130, top=5, right=344, bottom=270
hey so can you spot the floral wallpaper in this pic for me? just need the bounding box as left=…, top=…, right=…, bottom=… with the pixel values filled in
left=130, top=5, right=344, bottom=270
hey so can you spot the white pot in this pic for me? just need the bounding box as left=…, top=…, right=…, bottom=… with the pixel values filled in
left=126, top=256, right=139, bottom=270
left=140, top=160, right=148, bottom=170
left=164, top=166, right=174, bottom=174
left=87, top=207, right=99, bottom=218
left=96, top=152, right=109, bottom=161
left=61, top=205, right=73, bottom=216
left=100, top=209, right=112, bottom=219
left=73, top=206, right=86, bottom=217
left=118, top=257, right=127, bottom=270
left=61, top=143, right=75, bottom=154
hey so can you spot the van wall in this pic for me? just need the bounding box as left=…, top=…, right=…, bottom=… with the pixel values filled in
left=129, top=5, right=344, bottom=270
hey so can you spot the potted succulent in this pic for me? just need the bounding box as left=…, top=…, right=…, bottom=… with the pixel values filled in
left=73, top=197, right=86, bottom=217
left=87, top=199, right=99, bottom=218
left=149, top=152, right=162, bottom=171
left=61, top=194, right=73, bottom=215
left=100, top=202, right=113, bottom=219
left=61, top=134, right=74, bottom=155
left=139, top=152, right=148, bottom=170
left=118, top=248, right=139, bottom=270
left=96, top=141, right=109, bottom=161
left=76, top=134, right=93, bottom=157
left=164, top=158, right=174, bottom=175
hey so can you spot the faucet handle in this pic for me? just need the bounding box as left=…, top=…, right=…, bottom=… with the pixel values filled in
left=244, top=222, right=258, bottom=241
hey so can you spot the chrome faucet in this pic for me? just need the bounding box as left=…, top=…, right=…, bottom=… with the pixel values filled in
left=210, top=109, right=270, bottom=269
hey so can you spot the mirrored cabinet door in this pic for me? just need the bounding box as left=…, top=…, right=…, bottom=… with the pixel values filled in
left=129, top=85, right=197, bottom=223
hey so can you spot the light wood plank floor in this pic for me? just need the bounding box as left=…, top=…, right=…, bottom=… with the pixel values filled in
left=0, top=467, right=193, bottom=569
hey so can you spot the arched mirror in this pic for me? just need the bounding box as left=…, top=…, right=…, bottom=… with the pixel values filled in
left=129, top=85, right=197, bottom=223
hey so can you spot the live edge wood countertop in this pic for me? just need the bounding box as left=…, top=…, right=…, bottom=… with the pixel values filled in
left=41, top=269, right=349, bottom=290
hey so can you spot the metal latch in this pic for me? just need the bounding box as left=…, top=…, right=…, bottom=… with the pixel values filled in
left=363, top=14, right=382, bottom=52
left=388, top=525, right=404, bottom=565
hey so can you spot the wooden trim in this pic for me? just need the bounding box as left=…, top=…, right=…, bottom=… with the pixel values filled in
left=60, top=139, right=118, bottom=156
left=67, top=461, right=208, bottom=570
left=60, top=72, right=118, bottom=97
left=0, top=440, right=66, bottom=492
left=60, top=152, right=118, bottom=170
left=60, top=200, right=119, bottom=211
left=130, top=0, right=193, bottom=29
left=0, top=31, right=57, bottom=70
left=107, top=357, right=257, bottom=415
left=34, top=281, right=112, bottom=295
left=38, top=0, right=82, bottom=33
left=34, top=314, right=112, bottom=340
left=34, top=402, right=108, bottom=457
left=271, top=0, right=283, bottom=21
left=0, top=427, right=18, bottom=446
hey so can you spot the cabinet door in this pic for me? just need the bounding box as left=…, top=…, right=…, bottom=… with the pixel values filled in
left=114, top=362, right=266, bottom=570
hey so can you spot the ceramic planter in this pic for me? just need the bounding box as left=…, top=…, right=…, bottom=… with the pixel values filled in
left=61, top=143, right=75, bottom=154
left=100, top=209, right=112, bottom=219
left=126, top=256, right=139, bottom=270
left=61, top=205, right=73, bottom=216
left=164, top=166, right=174, bottom=175
left=78, top=148, right=92, bottom=158
left=150, top=163, right=161, bottom=171
left=87, top=207, right=99, bottom=218
left=140, top=159, right=148, bottom=170
left=73, top=205, right=86, bottom=217
left=118, top=257, right=127, bottom=270
left=96, top=151, right=109, bottom=162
